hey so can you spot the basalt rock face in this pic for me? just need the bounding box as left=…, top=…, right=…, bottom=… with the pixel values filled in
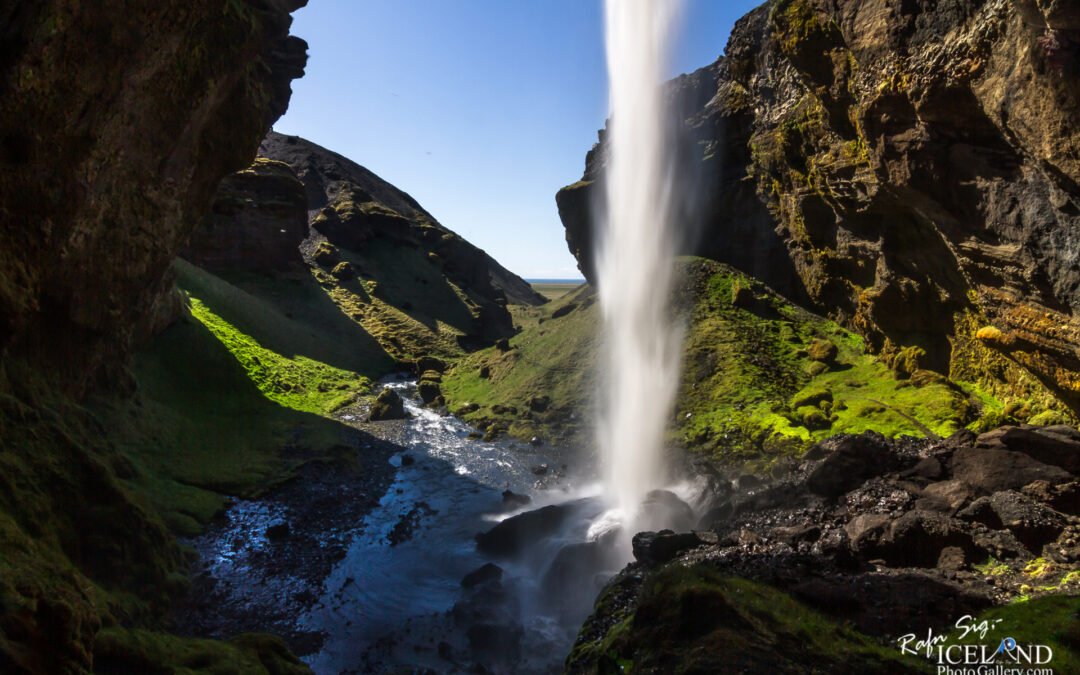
left=0, top=1, right=308, bottom=671
left=558, top=0, right=1080, bottom=414
left=0, top=0, right=308, bottom=397
left=182, top=157, right=309, bottom=273
left=260, top=131, right=547, bottom=310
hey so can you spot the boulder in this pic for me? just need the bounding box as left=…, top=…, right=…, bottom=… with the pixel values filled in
left=950, top=447, right=1072, bottom=495
left=312, top=241, right=340, bottom=267
left=956, top=497, right=1003, bottom=529
left=475, top=498, right=602, bottom=558
left=771, top=524, right=821, bottom=547
left=415, top=356, right=447, bottom=374
left=843, top=514, right=892, bottom=554
left=330, top=261, right=355, bottom=280
left=638, top=490, right=695, bottom=532
left=501, top=490, right=531, bottom=508
left=461, top=563, right=503, bottom=589
left=696, top=502, right=733, bottom=529
left=806, top=433, right=892, bottom=499
left=1022, top=480, right=1080, bottom=515
left=418, top=380, right=442, bottom=405
left=368, top=387, right=406, bottom=421
left=877, top=511, right=981, bottom=568
left=915, top=480, right=975, bottom=514
left=976, top=426, right=1080, bottom=474
left=986, top=491, right=1067, bottom=552
left=631, top=530, right=703, bottom=565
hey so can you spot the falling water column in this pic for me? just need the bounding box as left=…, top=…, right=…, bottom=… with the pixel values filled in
left=596, top=0, right=685, bottom=531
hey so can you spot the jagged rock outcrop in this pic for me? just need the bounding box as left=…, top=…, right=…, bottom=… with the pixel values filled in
left=567, top=425, right=1080, bottom=672
left=182, top=158, right=308, bottom=273
left=0, top=1, right=309, bottom=671
left=260, top=131, right=547, bottom=309
left=558, top=0, right=1080, bottom=415
left=0, top=0, right=308, bottom=396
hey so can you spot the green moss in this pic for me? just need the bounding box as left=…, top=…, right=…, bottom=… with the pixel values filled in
left=188, top=297, right=369, bottom=415
left=94, top=626, right=311, bottom=674
left=441, top=285, right=598, bottom=445
left=937, top=595, right=1080, bottom=673
left=567, top=565, right=926, bottom=673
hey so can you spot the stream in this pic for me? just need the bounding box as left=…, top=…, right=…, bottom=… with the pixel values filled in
left=185, top=376, right=621, bottom=674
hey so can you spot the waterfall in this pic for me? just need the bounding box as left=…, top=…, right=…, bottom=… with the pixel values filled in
left=596, top=0, right=686, bottom=533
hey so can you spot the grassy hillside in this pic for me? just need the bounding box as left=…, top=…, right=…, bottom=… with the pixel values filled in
left=443, top=258, right=1070, bottom=465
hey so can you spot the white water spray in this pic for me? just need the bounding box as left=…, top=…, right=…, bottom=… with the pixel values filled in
left=596, top=0, right=685, bottom=531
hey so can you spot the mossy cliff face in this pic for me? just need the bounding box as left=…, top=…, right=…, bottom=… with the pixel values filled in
left=558, top=0, right=1080, bottom=417
left=0, top=0, right=308, bottom=396
left=0, top=2, right=309, bottom=671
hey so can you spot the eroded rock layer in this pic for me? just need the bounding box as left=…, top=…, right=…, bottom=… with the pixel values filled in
left=558, top=0, right=1080, bottom=413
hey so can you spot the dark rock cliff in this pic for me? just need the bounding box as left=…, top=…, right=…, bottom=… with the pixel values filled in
left=0, top=0, right=308, bottom=396
left=0, top=2, right=309, bottom=671
left=558, top=0, right=1080, bottom=414
left=261, top=131, right=547, bottom=309
left=182, top=158, right=309, bottom=273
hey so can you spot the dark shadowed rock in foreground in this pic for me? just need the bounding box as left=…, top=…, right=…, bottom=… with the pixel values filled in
left=568, top=424, right=1080, bottom=673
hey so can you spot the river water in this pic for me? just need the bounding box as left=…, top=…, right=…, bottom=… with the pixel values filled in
left=186, top=376, right=615, bottom=674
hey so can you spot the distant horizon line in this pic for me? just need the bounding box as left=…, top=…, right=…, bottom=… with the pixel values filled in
left=526, top=278, right=586, bottom=284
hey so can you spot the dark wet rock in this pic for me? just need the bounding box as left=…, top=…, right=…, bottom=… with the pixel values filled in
left=531, top=464, right=548, bottom=476
left=876, top=511, right=981, bottom=568
left=437, top=641, right=454, bottom=661
left=461, top=563, right=503, bottom=590
left=418, top=380, right=442, bottom=405
left=806, top=433, right=892, bottom=499
left=266, top=521, right=290, bottom=542
left=529, top=436, right=543, bottom=447
left=400, top=454, right=415, bottom=466
left=368, top=387, right=406, bottom=421
left=972, top=528, right=1030, bottom=562
left=475, top=498, right=602, bottom=558
left=976, top=425, right=1080, bottom=474
left=1022, top=480, right=1080, bottom=515
left=986, top=491, right=1067, bottom=552
left=843, top=514, right=892, bottom=555
left=950, top=447, right=1072, bottom=495
left=771, top=524, right=821, bottom=548
left=696, top=502, right=733, bottom=530
left=466, top=622, right=523, bottom=661
left=632, top=530, right=703, bottom=565
left=901, top=457, right=944, bottom=482
left=915, top=480, right=975, bottom=514
left=736, top=474, right=764, bottom=491
left=639, top=490, right=695, bottom=532
left=937, top=546, right=967, bottom=571
left=540, top=541, right=621, bottom=612
left=957, top=497, right=1004, bottom=530
left=479, top=365, right=491, bottom=379
left=494, top=338, right=511, bottom=352
left=501, top=490, right=531, bottom=508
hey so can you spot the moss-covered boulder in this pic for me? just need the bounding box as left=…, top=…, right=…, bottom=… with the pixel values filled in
left=330, top=261, right=355, bottom=280
left=368, top=387, right=406, bottom=421
left=313, top=241, right=341, bottom=267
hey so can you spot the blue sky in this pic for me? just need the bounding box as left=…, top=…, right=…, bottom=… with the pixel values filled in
left=274, top=0, right=762, bottom=280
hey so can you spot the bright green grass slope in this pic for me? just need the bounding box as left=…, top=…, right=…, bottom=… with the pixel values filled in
left=441, top=284, right=599, bottom=445
left=98, top=261, right=394, bottom=537
left=443, top=258, right=1041, bottom=461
